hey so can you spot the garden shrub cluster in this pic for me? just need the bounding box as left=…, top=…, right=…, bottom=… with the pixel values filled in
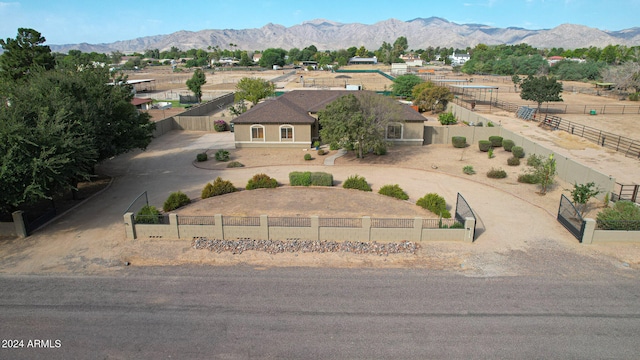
left=438, top=112, right=457, bottom=125
left=478, top=140, right=492, bottom=152
left=463, top=165, right=475, bottom=175
left=226, top=161, right=244, bottom=168
left=215, top=149, right=230, bottom=162
left=502, top=139, right=515, bottom=152
left=452, top=136, right=467, bottom=148
left=343, top=175, right=372, bottom=192
left=304, top=153, right=312, bottom=161
left=374, top=145, right=387, bottom=155
left=526, top=154, right=543, bottom=167
left=489, top=136, right=503, bottom=147
left=596, top=201, right=640, bottom=230
left=246, top=173, right=278, bottom=190
left=317, top=149, right=327, bottom=156
left=288, top=171, right=333, bottom=187
left=135, top=205, right=161, bottom=224
left=201, top=177, right=237, bottom=199
left=487, top=168, right=507, bottom=179
left=512, top=146, right=525, bottom=158
left=507, top=156, right=520, bottom=166
left=416, top=193, right=451, bottom=218
left=196, top=152, right=208, bottom=162
left=517, top=173, right=539, bottom=184
left=378, top=184, right=409, bottom=200
left=163, top=191, right=191, bottom=212
left=213, top=120, right=227, bottom=132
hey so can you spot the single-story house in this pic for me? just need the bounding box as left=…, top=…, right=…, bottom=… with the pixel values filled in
left=348, top=56, right=378, bottom=65
left=231, top=90, right=426, bottom=148
left=131, top=97, right=153, bottom=110
left=449, top=53, right=470, bottom=66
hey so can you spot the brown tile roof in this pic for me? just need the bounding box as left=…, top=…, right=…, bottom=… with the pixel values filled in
left=231, top=90, right=426, bottom=124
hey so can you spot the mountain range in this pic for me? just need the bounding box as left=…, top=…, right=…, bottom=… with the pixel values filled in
left=48, top=17, right=640, bottom=54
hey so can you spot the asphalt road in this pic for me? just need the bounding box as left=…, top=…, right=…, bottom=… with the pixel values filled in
left=1, top=266, right=639, bottom=359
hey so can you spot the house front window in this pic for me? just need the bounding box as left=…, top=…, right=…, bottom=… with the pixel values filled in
left=251, top=125, right=264, bottom=141
left=387, top=124, right=402, bottom=139
left=280, top=125, right=293, bottom=141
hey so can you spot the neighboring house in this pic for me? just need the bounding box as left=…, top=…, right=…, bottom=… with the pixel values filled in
left=348, top=56, right=378, bottom=65
left=131, top=97, right=153, bottom=111
left=547, top=56, right=564, bottom=66
left=391, top=63, right=409, bottom=75
left=231, top=90, right=426, bottom=148
left=449, top=53, right=470, bottom=66
left=252, top=53, right=262, bottom=63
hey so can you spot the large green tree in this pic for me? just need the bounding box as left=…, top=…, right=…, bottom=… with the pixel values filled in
left=411, top=81, right=453, bottom=113
left=318, top=92, right=404, bottom=158
left=259, top=48, right=286, bottom=68
left=519, top=75, right=563, bottom=112
left=234, top=77, right=275, bottom=107
left=391, top=74, right=423, bottom=99
left=0, top=28, right=55, bottom=81
left=186, top=69, right=207, bottom=103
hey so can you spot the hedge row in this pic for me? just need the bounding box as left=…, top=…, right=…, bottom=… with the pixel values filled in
left=289, top=171, right=334, bottom=186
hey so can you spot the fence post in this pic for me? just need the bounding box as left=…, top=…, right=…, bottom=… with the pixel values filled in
left=11, top=211, right=28, bottom=238
left=582, top=218, right=596, bottom=244
left=169, top=214, right=179, bottom=239
left=215, top=214, right=224, bottom=240
left=362, top=216, right=372, bottom=242
left=413, top=217, right=423, bottom=242
left=311, top=216, right=319, bottom=241
left=464, top=217, right=475, bottom=243
left=123, top=212, right=136, bottom=240
left=260, top=215, right=269, bottom=240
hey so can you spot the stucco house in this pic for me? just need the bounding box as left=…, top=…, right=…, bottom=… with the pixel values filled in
left=231, top=90, right=426, bottom=148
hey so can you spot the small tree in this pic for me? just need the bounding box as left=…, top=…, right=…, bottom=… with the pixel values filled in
left=519, top=75, right=563, bottom=113
left=234, top=77, right=275, bottom=107
left=533, top=154, right=557, bottom=195
left=412, top=81, right=454, bottom=112
left=571, top=182, right=601, bottom=214
left=186, top=69, right=207, bottom=103
left=511, top=74, right=521, bottom=92
left=391, top=74, right=423, bottom=99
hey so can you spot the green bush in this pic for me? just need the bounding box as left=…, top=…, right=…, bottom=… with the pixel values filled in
left=596, top=201, right=640, bottom=230
left=135, top=205, right=162, bottom=224
left=512, top=146, right=525, bottom=158
left=378, top=184, right=409, bottom=200
left=202, top=177, right=237, bottom=199
left=507, top=156, right=520, bottom=166
left=310, top=172, right=333, bottom=186
left=463, top=165, right=475, bottom=175
left=317, top=149, right=327, bottom=156
left=487, top=168, right=507, bottom=179
left=246, top=173, right=278, bottom=190
left=213, top=120, right=227, bottom=132
left=304, top=153, right=312, bottom=161
left=329, top=142, right=340, bottom=150
left=487, top=121, right=495, bottom=127
left=526, top=154, right=543, bottom=167
left=226, top=161, right=244, bottom=168
left=518, top=173, right=539, bottom=184
left=163, top=191, right=191, bottom=212
left=488, top=148, right=494, bottom=158
left=478, top=140, right=492, bottom=152
left=629, top=92, right=639, bottom=101
left=449, top=222, right=465, bottom=229
left=343, top=175, right=372, bottom=192
left=289, top=171, right=312, bottom=186
left=374, top=144, right=387, bottom=155
left=452, top=136, right=467, bottom=148
left=502, top=139, right=515, bottom=152
left=416, top=193, right=451, bottom=218
left=196, top=152, right=208, bottom=162
left=489, top=136, right=503, bottom=147
left=438, top=112, right=457, bottom=125
left=215, top=149, right=230, bottom=162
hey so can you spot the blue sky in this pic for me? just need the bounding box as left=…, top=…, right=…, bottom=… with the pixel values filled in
left=1, top=0, right=638, bottom=45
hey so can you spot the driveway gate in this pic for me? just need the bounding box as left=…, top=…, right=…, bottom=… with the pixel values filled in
left=455, top=193, right=477, bottom=240
left=557, top=194, right=586, bottom=241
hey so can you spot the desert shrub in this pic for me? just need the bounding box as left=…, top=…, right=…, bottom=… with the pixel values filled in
left=526, top=154, right=543, bottom=167
left=289, top=171, right=312, bottom=186
left=163, top=191, right=191, bottom=212
left=518, top=173, right=539, bottom=184
left=246, top=173, right=278, bottom=190
left=317, top=149, right=327, bottom=156
left=416, top=193, right=451, bottom=218
left=135, top=205, right=162, bottom=224
left=629, top=92, right=639, bottom=101
left=487, top=121, right=495, bottom=127
left=378, top=184, right=409, bottom=200
left=304, top=153, right=312, bottom=161
left=215, top=149, right=230, bottom=162
left=502, top=139, right=515, bottom=152
left=452, top=136, right=467, bottom=148
left=596, top=201, right=640, bottom=230
left=438, top=112, right=457, bottom=125
left=478, top=140, right=492, bottom=152
left=213, top=119, right=227, bottom=132
left=449, top=222, right=465, bottom=229
left=463, top=165, right=475, bottom=175
left=226, top=161, right=244, bottom=168
left=487, top=168, right=507, bottom=179
left=476, top=121, right=483, bottom=127
left=374, top=144, right=387, bottom=155
left=512, top=146, right=525, bottom=158
left=313, top=141, right=321, bottom=149
left=329, top=142, right=340, bottom=150
left=196, top=152, right=208, bottom=162
left=343, top=175, right=372, bottom=192
left=507, top=156, right=520, bottom=166
left=202, top=177, right=237, bottom=199
left=489, top=136, right=503, bottom=147
left=488, top=148, right=494, bottom=158
left=310, top=172, right=333, bottom=186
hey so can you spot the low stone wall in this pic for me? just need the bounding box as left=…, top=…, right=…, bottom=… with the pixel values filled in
left=581, top=218, right=640, bottom=244
left=124, top=213, right=475, bottom=243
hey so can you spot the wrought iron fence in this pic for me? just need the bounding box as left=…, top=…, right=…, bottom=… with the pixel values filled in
left=421, top=218, right=459, bottom=229
left=371, top=218, right=414, bottom=228
left=177, top=216, right=216, bottom=225
left=222, top=216, right=260, bottom=226
left=134, top=214, right=170, bottom=225
left=318, top=218, right=362, bottom=228
left=268, top=217, right=311, bottom=227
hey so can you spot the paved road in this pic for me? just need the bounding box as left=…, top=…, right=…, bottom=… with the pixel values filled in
left=2, top=267, right=639, bottom=359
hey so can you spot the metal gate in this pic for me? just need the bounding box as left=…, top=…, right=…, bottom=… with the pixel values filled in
left=557, top=194, right=586, bottom=241
left=455, top=193, right=477, bottom=240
